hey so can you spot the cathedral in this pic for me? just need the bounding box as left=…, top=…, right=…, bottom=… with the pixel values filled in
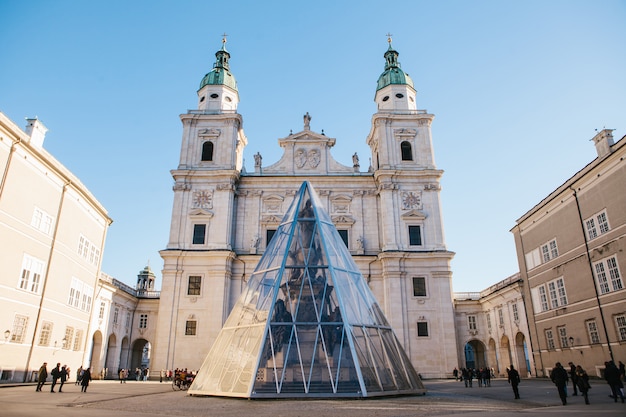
left=151, top=37, right=458, bottom=379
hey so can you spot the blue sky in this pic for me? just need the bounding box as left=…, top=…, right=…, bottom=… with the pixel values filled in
left=1, top=1, right=625, bottom=293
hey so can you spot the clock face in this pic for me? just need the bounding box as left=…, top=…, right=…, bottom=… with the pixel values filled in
left=402, top=191, right=422, bottom=210
left=193, top=190, right=213, bottom=209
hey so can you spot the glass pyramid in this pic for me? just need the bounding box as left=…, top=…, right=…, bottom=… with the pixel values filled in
left=188, top=181, right=425, bottom=398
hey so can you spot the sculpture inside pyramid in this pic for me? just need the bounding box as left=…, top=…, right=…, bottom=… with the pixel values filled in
left=188, top=181, right=425, bottom=398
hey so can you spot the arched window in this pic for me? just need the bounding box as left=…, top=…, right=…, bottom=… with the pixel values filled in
left=401, top=141, right=413, bottom=161
left=201, top=141, right=214, bottom=161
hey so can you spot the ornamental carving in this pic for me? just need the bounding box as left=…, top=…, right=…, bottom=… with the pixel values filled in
left=198, top=128, right=220, bottom=138
left=192, top=190, right=213, bottom=209
left=307, top=149, right=320, bottom=168
left=173, top=182, right=191, bottom=191
left=393, top=128, right=417, bottom=139
left=402, top=191, right=422, bottom=210
left=424, top=183, right=441, bottom=191
left=295, top=148, right=307, bottom=168
left=217, top=183, right=235, bottom=191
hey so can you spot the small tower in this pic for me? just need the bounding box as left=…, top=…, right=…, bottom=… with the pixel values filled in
left=374, top=36, right=417, bottom=112
left=197, top=35, right=239, bottom=113
left=136, top=265, right=156, bottom=292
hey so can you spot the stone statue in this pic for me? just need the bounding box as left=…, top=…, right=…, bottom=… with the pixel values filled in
left=303, top=112, right=311, bottom=129
left=352, top=152, right=359, bottom=167
left=254, top=152, right=262, bottom=167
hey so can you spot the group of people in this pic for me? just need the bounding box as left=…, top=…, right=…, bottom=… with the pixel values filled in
left=549, top=360, right=624, bottom=405
left=454, top=367, right=493, bottom=388
left=455, top=359, right=625, bottom=406
left=36, top=362, right=92, bottom=393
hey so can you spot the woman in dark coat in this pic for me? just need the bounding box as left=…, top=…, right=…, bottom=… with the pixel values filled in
left=575, top=365, right=591, bottom=405
left=80, top=367, right=92, bottom=392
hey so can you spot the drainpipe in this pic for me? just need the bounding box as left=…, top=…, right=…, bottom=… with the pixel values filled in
left=0, top=139, right=21, bottom=201
left=569, top=186, right=614, bottom=362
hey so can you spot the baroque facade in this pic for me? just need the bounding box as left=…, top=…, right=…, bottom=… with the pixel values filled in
left=511, top=129, right=626, bottom=378
left=0, top=112, right=111, bottom=382
left=152, top=38, right=459, bottom=379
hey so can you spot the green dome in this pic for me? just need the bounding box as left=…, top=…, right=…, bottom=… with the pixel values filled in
left=199, top=41, right=238, bottom=92
left=376, top=43, right=414, bottom=91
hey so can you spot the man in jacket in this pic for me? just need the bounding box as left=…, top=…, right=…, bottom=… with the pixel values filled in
left=568, top=362, right=578, bottom=396
left=550, top=362, right=569, bottom=405
left=507, top=364, right=521, bottom=399
left=35, top=362, right=48, bottom=392
left=50, top=363, right=61, bottom=392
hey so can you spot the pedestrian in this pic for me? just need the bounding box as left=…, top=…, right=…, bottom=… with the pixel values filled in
left=119, top=368, right=126, bottom=383
left=35, top=362, right=48, bottom=392
left=568, top=362, right=578, bottom=396
left=453, top=367, right=458, bottom=381
left=80, top=367, right=92, bottom=392
left=619, top=361, right=625, bottom=383
left=50, top=362, right=61, bottom=392
left=160, top=369, right=165, bottom=383
left=550, top=362, right=569, bottom=405
left=75, top=366, right=83, bottom=385
left=507, top=364, right=521, bottom=399
left=575, top=365, right=591, bottom=405
left=604, top=361, right=625, bottom=403
left=59, top=365, right=68, bottom=392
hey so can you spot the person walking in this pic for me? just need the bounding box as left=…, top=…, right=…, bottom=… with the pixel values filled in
left=119, top=368, right=126, bottom=383
left=75, top=366, right=82, bottom=385
left=50, top=363, right=61, bottom=392
left=80, top=367, right=92, bottom=392
left=35, top=362, right=48, bottom=392
left=507, top=364, right=521, bottom=399
left=568, top=362, right=578, bottom=396
left=58, top=365, right=68, bottom=392
left=604, top=361, right=625, bottom=403
left=550, top=362, right=569, bottom=405
left=575, top=365, right=591, bottom=405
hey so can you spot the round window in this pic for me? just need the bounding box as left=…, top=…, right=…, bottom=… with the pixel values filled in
left=396, top=93, right=404, bottom=98
left=382, top=96, right=390, bottom=102
left=210, top=93, right=219, bottom=98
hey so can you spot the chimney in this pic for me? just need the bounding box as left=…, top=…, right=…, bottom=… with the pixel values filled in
left=591, top=129, right=614, bottom=159
left=24, top=117, right=48, bottom=148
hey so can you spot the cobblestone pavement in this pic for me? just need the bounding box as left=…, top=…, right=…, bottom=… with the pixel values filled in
left=1, top=378, right=625, bottom=417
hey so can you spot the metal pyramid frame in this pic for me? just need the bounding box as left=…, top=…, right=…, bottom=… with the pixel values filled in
left=189, top=181, right=425, bottom=398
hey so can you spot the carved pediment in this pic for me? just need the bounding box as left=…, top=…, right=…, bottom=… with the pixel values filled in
left=401, top=209, right=427, bottom=221
left=261, top=215, right=283, bottom=224
left=331, top=215, right=355, bottom=225
left=189, top=208, right=214, bottom=218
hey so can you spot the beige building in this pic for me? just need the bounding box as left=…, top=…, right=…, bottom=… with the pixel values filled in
left=454, top=273, right=534, bottom=378
left=152, top=39, right=459, bottom=379
left=512, top=129, right=626, bottom=377
left=0, top=112, right=112, bottom=382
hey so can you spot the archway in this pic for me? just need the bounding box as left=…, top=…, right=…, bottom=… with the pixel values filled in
left=515, top=332, right=530, bottom=377
left=487, top=338, right=498, bottom=375
left=130, top=339, right=150, bottom=380
left=464, top=339, right=487, bottom=370
left=499, top=335, right=512, bottom=376
left=104, top=333, right=117, bottom=378
left=89, top=331, right=103, bottom=377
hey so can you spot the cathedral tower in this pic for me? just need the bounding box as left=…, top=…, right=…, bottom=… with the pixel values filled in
left=153, top=39, right=247, bottom=372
